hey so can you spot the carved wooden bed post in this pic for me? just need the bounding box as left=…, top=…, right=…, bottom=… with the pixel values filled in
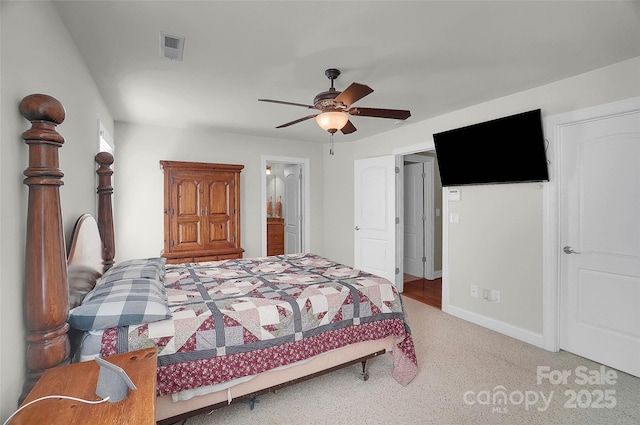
left=95, top=152, right=115, bottom=273
left=19, top=94, right=70, bottom=399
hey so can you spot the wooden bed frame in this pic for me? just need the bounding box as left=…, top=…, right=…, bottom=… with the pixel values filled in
left=19, top=94, right=118, bottom=400
left=19, top=93, right=392, bottom=424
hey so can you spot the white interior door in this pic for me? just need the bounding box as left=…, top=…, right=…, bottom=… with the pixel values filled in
left=354, top=155, right=396, bottom=282
left=402, top=157, right=435, bottom=280
left=284, top=165, right=302, bottom=253
left=559, top=107, right=640, bottom=377
left=404, top=162, right=425, bottom=277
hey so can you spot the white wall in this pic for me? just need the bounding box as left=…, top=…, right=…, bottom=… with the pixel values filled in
left=323, top=56, right=640, bottom=341
left=0, top=1, right=113, bottom=420
left=320, top=142, right=357, bottom=265
left=447, top=182, right=544, bottom=333
left=113, top=122, right=325, bottom=261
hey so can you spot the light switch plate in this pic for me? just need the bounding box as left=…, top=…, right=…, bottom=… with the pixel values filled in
left=448, top=188, right=461, bottom=201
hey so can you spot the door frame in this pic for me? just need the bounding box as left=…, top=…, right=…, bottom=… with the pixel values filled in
left=261, top=155, right=311, bottom=256
left=393, top=144, right=439, bottom=296
left=542, top=96, right=640, bottom=352
left=403, top=154, right=435, bottom=280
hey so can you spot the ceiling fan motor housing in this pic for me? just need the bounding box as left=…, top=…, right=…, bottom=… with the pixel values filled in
left=313, top=89, right=344, bottom=110
left=313, top=68, right=347, bottom=110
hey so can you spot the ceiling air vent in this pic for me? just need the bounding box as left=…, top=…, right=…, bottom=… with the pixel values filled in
left=160, top=32, right=185, bottom=61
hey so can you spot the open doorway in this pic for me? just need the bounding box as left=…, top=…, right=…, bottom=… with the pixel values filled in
left=400, top=151, right=443, bottom=309
left=261, top=156, right=310, bottom=256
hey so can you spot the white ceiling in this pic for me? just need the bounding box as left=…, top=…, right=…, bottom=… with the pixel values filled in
left=53, top=1, right=640, bottom=144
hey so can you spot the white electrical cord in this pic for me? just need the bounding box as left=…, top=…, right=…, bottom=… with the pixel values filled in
left=2, top=395, right=110, bottom=425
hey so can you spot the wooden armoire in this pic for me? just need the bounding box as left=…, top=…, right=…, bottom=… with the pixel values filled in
left=160, top=160, right=244, bottom=264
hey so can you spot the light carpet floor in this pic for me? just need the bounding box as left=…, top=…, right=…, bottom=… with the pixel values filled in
left=183, top=297, right=639, bottom=425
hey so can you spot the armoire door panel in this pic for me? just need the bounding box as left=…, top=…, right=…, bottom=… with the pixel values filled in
left=176, top=221, right=202, bottom=249
left=206, top=177, right=232, bottom=215
left=208, top=222, right=227, bottom=242
left=175, top=177, right=201, bottom=216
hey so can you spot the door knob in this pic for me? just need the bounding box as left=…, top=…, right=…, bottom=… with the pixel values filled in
left=563, top=246, right=581, bottom=254
left=355, top=226, right=360, bottom=231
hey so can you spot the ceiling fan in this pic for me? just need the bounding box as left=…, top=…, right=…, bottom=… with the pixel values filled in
left=258, top=68, right=411, bottom=136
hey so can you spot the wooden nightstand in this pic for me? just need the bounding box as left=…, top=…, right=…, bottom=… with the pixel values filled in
left=12, top=347, right=156, bottom=425
left=267, top=217, right=285, bottom=256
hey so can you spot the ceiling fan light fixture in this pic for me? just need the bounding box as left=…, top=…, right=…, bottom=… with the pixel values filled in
left=315, top=111, right=349, bottom=132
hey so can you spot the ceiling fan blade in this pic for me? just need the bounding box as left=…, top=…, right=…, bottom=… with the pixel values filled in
left=340, top=120, right=357, bottom=134
left=348, top=107, right=411, bottom=120
left=275, top=114, right=318, bottom=128
left=334, top=83, right=373, bottom=107
left=259, top=99, right=315, bottom=109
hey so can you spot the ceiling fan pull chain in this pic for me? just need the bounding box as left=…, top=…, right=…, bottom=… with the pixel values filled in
left=329, top=133, right=335, bottom=155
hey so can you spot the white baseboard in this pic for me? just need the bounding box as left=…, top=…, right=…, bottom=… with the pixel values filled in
left=424, top=270, right=442, bottom=280
left=443, top=304, right=547, bottom=349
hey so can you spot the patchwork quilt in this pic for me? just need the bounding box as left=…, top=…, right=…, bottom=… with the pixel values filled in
left=101, top=253, right=417, bottom=395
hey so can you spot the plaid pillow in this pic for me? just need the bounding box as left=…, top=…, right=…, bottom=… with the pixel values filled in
left=99, top=257, right=166, bottom=285
left=68, top=278, right=171, bottom=331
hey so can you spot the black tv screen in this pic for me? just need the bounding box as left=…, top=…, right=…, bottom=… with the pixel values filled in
left=433, top=109, right=549, bottom=186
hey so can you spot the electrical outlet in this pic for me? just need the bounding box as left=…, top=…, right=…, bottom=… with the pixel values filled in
left=491, top=289, right=501, bottom=303
left=470, top=285, right=478, bottom=297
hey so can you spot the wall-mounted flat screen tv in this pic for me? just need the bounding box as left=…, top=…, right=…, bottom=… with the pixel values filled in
left=433, top=109, right=549, bottom=187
